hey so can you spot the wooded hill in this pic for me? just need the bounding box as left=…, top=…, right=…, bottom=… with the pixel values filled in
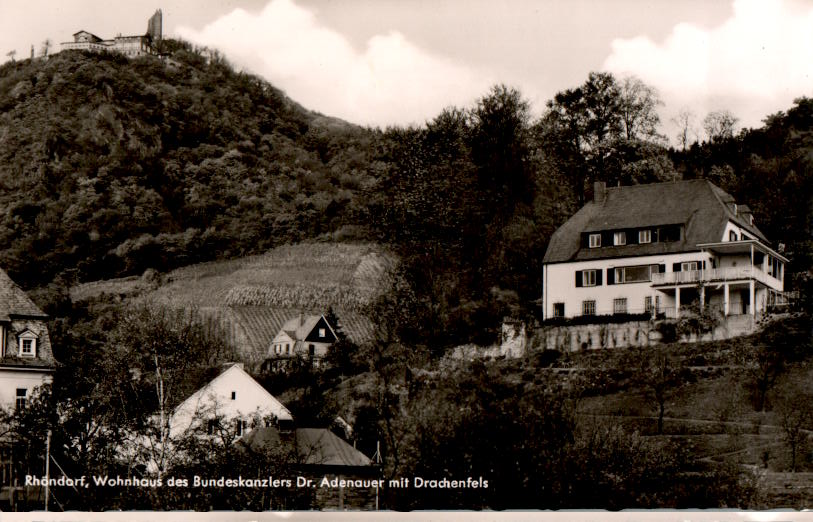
left=0, top=41, right=381, bottom=289
left=2, top=43, right=812, bottom=349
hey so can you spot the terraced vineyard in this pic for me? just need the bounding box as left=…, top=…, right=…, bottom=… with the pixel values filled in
left=71, top=242, right=394, bottom=364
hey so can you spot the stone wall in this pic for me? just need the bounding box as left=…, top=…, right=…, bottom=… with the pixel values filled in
left=536, top=321, right=656, bottom=352
left=534, top=315, right=758, bottom=352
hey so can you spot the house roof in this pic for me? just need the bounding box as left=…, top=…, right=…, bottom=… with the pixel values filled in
left=0, top=269, right=48, bottom=319
left=0, top=268, right=56, bottom=370
left=172, top=363, right=293, bottom=422
left=543, top=179, right=768, bottom=264
left=72, top=30, right=103, bottom=41
left=275, top=314, right=337, bottom=343
left=279, top=315, right=323, bottom=341
left=240, top=427, right=373, bottom=467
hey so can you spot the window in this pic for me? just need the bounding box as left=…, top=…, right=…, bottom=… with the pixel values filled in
left=613, top=298, right=627, bottom=314
left=207, top=419, right=219, bottom=435
left=614, top=231, right=626, bottom=246
left=589, top=234, right=601, bottom=248
left=582, top=300, right=596, bottom=316
left=319, top=328, right=325, bottom=338
left=644, top=296, right=653, bottom=314
left=613, top=265, right=657, bottom=284
left=17, top=331, right=37, bottom=357
left=729, top=230, right=738, bottom=241
left=15, top=389, right=26, bottom=411
left=639, top=230, right=651, bottom=244
left=553, top=303, right=565, bottom=318
left=309, top=344, right=316, bottom=357
left=285, top=344, right=290, bottom=354
left=235, top=419, right=247, bottom=437
left=681, top=261, right=698, bottom=272
left=231, top=391, right=236, bottom=400
left=576, top=269, right=602, bottom=287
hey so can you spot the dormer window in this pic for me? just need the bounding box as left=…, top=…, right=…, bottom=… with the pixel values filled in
left=639, top=230, right=651, bottom=244
left=613, top=232, right=626, bottom=246
left=729, top=230, right=738, bottom=241
left=18, top=330, right=37, bottom=358
left=589, top=234, right=601, bottom=248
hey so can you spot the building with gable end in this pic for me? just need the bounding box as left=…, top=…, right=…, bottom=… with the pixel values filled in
left=169, top=363, right=293, bottom=440
left=542, top=180, right=787, bottom=321
left=265, top=314, right=337, bottom=371
left=0, top=269, right=56, bottom=411
left=0, top=268, right=56, bottom=496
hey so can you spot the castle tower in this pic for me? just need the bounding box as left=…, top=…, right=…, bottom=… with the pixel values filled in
left=147, top=9, right=162, bottom=41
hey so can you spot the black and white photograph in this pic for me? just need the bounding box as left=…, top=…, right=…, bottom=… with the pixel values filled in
left=0, top=0, right=812, bottom=514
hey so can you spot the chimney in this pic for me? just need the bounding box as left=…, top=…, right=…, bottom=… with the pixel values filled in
left=593, top=181, right=606, bottom=204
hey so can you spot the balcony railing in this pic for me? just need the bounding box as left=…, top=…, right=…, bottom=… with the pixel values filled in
left=651, top=266, right=779, bottom=289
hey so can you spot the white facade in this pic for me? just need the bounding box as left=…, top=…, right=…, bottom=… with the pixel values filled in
left=0, top=369, right=52, bottom=411
left=169, top=364, right=292, bottom=439
left=543, top=251, right=710, bottom=319
left=543, top=214, right=786, bottom=321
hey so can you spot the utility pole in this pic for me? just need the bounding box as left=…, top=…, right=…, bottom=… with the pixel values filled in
left=44, top=430, right=51, bottom=512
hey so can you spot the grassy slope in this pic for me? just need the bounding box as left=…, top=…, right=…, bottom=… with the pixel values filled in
left=71, top=241, right=396, bottom=363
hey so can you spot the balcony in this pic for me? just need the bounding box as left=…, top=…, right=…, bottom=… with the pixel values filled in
left=652, top=266, right=780, bottom=289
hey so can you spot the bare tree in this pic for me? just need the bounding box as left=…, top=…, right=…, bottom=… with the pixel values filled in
left=638, top=348, right=682, bottom=435
left=703, top=110, right=739, bottom=143
left=671, top=108, right=697, bottom=151
left=5, top=50, right=16, bottom=62
left=772, top=368, right=813, bottom=472
left=619, top=75, right=664, bottom=142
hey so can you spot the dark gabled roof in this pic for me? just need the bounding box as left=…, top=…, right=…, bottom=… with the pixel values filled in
left=240, top=427, right=373, bottom=467
left=543, top=180, right=768, bottom=264
left=0, top=269, right=47, bottom=319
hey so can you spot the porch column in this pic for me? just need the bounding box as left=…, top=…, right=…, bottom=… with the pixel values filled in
left=699, top=285, right=705, bottom=311
left=750, top=280, right=756, bottom=316
left=723, top=283, right=729, bottom=316
left=675, top=287, right=681, bottom=319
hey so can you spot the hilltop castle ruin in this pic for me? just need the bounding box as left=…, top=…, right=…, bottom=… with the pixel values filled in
left=60, top=9, right=162, bottom=57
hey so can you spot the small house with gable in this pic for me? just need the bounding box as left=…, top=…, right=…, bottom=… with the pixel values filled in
left=265, top=314, right=337, bottom=371
left=169, top=363, right=293, bottom=440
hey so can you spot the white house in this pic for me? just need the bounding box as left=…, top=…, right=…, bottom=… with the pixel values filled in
left=542, top=180, right=787, bottom=320
left=266, top=314, right=337, bottom=370
left=169, top=363, right=293, bottom=440
left=0, top=269, right=56, bottom=410
left=0, top=268, right=56, bottom=492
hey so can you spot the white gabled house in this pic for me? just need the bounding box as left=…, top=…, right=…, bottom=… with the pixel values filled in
left=169, top=363, right=293, bottom=439
left=0, top=269, right=56, bottom=410
left=0, top=268, right=57, bottom=494
left=266, top=314, right=337, bottom=371
left=542, top=180, right=787, bottom=321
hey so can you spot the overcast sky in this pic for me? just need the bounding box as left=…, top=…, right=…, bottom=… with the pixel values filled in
left=2, top=0, right=812, bottom=143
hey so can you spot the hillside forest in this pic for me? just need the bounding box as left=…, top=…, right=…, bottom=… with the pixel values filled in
left=1, top=41, right=813, bottom=510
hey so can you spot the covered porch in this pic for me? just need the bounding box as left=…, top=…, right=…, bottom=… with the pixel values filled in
left=652, top=238, right=787, bottom=318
